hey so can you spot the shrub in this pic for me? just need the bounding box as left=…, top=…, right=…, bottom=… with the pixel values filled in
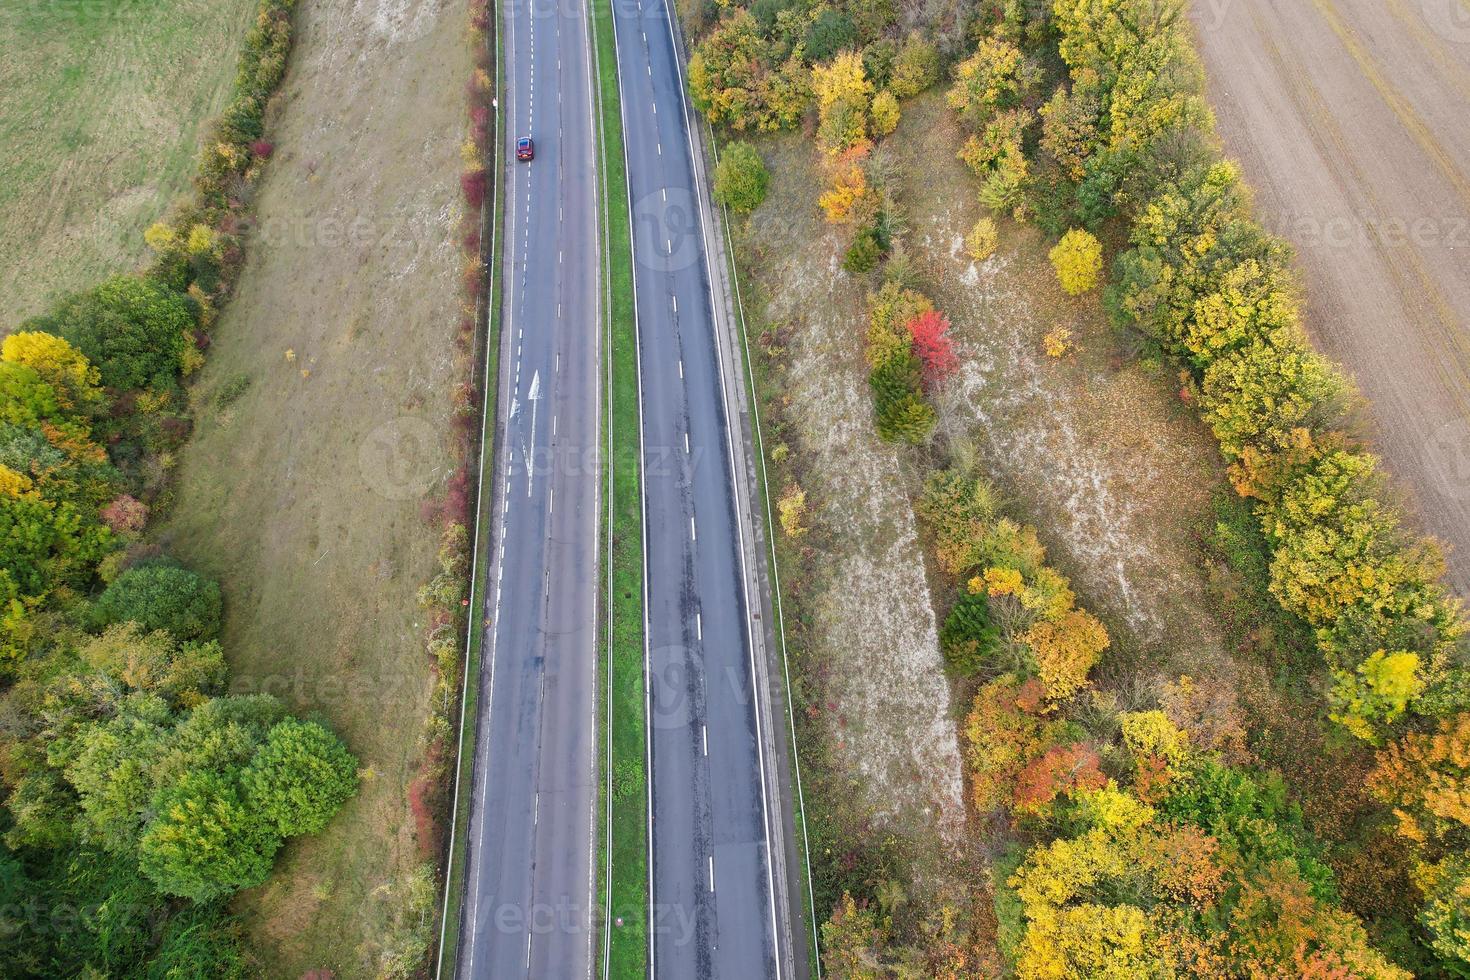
left=90, top=562, right=223, bottom=641
left=713, top=141, right=770, bottom=213
left=841, top=224, right=885, bottom=273
left=965, top=217, right=999, bottom=261
left=940, top=590, right=1003, bottom=675
left=1049, top=227, right=1103, bottom=295
left=777, top=483, right=808, bottom=538
left=99, top=494, right=148, bottom=535
left=869, top=89, right=900, bottom=137
left=461, top=169, right=487, bottom=208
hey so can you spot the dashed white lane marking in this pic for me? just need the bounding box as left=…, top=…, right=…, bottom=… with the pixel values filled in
left=657, top=142, right=662, bottom=155
left=671, top=295, right=677, bottom=314
left=652, top=102, right=657, bottom=115
left=661, top=188, right=666, bottom=202
left=526, top=933, right=532, bottom=969
left=684, top=431, right=689, bottom=453
left=549, top=487, right=555, bottom=514
left=702, top=724, right=708, bottom=756
left=690, top=516, right=697, bottom=542
left=696, top=611, right=702, bottom=640
left=708, top=855, right=715, bottom=892
left=677, top=359, right=683, bottom=378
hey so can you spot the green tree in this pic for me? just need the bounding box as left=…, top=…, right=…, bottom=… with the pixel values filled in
left=138, top=770, right=279, bottom=902
left=869, top=351, right=934, bottom=443
left=89, top=562, right=223, bottom=641
left=63, top=694, right=173, bottom=853
left=887, top=32, right=939, bottom=99
left=241, top=719, right=358, bottom=837
left=713, top=141, right=770, bottom=214
left=23, top=275, right=193, bottom=392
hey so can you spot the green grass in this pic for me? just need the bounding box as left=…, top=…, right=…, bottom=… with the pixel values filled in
left=589, top=0, right=649, bottom=975
left=0, top=0, right=257, bottom=322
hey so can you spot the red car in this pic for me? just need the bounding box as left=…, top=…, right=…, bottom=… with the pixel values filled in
left=516, top=137, right=534, bottom=161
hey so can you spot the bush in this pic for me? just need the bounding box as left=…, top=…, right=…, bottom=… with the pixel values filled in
left=25, top=275, right=194, bottom=391
left=1049, top=227, right=1103, bottom=295
left=713, top=141, right=770, bottom=213
left=966, top=217, right=999, bottom=261
left=90, top=562, right=223, bottom=641
left=841, top=225, right=885, bottom=273
left=940, top=590, right=1003, bottom=675
left=869, top=89, right=900, bottom=137
left=869, top=350, right=934, bottom=443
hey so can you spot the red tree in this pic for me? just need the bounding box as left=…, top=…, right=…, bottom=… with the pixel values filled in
left=906, top=309, right=958, bottom=389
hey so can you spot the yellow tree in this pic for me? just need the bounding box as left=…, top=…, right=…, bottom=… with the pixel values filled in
left=1049, top=228, right=1103, bottom=295
left=812, top=51, right=872, bottom=155
left=1022, top=608, right=1108, bottom=701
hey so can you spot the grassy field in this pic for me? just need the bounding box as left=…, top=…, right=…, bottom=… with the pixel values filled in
left=590, top=0, right=650, bottom=972
left=0, top=0, right=256, bottom=321
left=155, top=0, right=473, bottom=974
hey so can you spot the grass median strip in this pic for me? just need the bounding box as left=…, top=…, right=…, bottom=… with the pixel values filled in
left=590, top=0, right=650, bottom=975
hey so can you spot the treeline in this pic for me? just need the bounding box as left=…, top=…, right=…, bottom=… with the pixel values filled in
left=944, top=0, right=1470, bottom=970
left=0, top=1, right=362, bottom=974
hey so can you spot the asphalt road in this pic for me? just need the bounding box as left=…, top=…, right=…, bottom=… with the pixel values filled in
left=609, top=0, right=796, bottom=975
left=455, top=0, right=602, bottom=973
left=1190, top=0, right=1470, bottom=594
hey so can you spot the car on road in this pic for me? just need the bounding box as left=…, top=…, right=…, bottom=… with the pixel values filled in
left=516, top=137, right=534, bottom=161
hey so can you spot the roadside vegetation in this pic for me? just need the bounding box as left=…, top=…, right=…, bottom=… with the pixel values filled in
left=0, top=4, right=365, bottom=974
left=685, top=0, right=1470, bottom=974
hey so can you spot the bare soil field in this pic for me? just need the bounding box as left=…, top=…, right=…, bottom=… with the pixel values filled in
left=0, top=0, right=256, bottom=320
left=156, top=0, right=471, bottom=974
left=1190, top=0, right=1470, bottom=595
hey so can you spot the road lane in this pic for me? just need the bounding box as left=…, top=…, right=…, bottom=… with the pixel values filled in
left=456, top=0, right=602, bottom=973
left=608, top=0, right=796, bottom=975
